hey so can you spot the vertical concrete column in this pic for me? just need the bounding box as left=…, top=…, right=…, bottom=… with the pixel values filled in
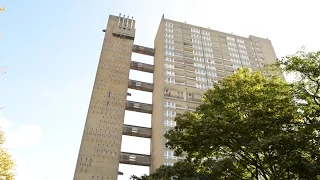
left=74, top=15, right=135, bottom=180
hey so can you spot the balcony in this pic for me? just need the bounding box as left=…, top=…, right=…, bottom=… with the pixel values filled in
left=128, top=80, right=153, bottom=92
left=224, top=65, right=235, bottom=73
left=174, top=67, right=184, bottom=75
left=187, top=94, right=202, bottom=103
left=126, top=101, right=153, bottom=114
left=132, top=44, right=155, bottom=56
left=215, top=64, right=224, bottom=71
left=223, top=60, right=233, bottom=66
left=123, top=124, right=151, bottom=138
left=130, top=61, right=154, bottom=73
left=175, top=79, right=185, bottom=86
left=214, top=58, right=224, bottom=65
left=164, top=93, right=184, bottom=101
left=216, top=70, right=226, bottom=77
left=120, top=152, right=151, bottom=166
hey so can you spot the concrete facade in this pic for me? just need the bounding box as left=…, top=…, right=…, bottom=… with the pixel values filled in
left=74, top=14, right=280, bottom=179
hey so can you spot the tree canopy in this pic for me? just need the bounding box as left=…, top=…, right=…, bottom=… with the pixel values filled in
left=0, top=130, right=15, bottom=180
left=131, top=55, right=320, bottom=179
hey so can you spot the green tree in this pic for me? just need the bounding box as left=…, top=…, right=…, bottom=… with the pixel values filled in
left=131, top=68, right=320, bottom=180
left=278, top=49, right=320, bottom=116
left=0, top=130, right=15, bottom=180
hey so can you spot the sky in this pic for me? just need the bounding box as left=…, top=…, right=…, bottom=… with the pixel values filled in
left=0, top=0, right=319, bottom=179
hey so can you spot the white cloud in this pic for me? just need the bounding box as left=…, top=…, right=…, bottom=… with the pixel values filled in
left=6, top=124, right=42, bottom=148
left=11, top=153, right=37, bottom=180
left=0, top=117, right=42, bottom=180
left=0, top=117, right=42, bottom=149
left=0, top=117, right=13, bottom=131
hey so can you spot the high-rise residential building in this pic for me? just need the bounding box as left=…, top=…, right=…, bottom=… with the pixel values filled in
left=73, top=14, right=280, bottom=180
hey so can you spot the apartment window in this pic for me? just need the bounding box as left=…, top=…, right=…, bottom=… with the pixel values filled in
left=238, top=44, right=246, bottom=49
left=196, top=83, right=207, bottom=90
left=230, top=53, right=240, bottom=58
left=165, top=44, right=174, bottom=50
left=165, top=50, right=174, bottom=56
left=204, top=53, right=213, bottom=58
left=206, top=59, right=214, bottom=64
left=177, top=91, right=183, bottom=98
left=165, top=33, right=173, bottom=38
left=233, top=64, right=242, bottom=69
left=164, top=162, right=174, bottom=167
left=188, top=93, right=194, bottom=98
left=164, top=89, right=171, bottom=95
left=164, top=78, right=175, bottom=84
left=194, top=57, right=204, bottom=62
left=228, top=47, right=237, bottom=52
left=164, top=63, right=174, bottom=69
left=196, top=76, right=207, bottom=82
left=242, top=61, right=251, bottom=66
left=164, top=150, right=177, bottom=160
left=165, top=57, right=174, bottom=62
left=201, top=31, right=210, bottom=36
left=166, top=22, right=173, bottom=27
left=195, top=69, right=206, bottom=75
left=191, top=33, right=200, bottom=38
left=204, top=47, right=213, bottom=52
left=192, top=39, right=201, bottom=44
left=240, top=55, right=249, bottom=61
left=206, top=65, right=216, bottom=70
left=207, top=71, right=217, bottom=77
left=193, top=50, right=203, bottom=56
left=226, top=36, right=235, bottom=41
left=236, top=39, right=245, bottom=44
left=165, top=27, right=173, bottom=33
left=192, top=45, right=202, bottom=50
left=239, top=49, right=247, bottom=55
left=175, top=51, right=183, bottom=57
left=165, top=101, right=176, bottom=109
left=194, top=63, right=205, bottom=68
left=191, top=28, right=200, bottom=33
left=165, top=38, right=174, bottom=44
left=164, top=110, right=176, bottom=117
left=208, top=78, right=217, bottom=84
left=165, top=70, right=175, bottom=76
left=231, top=59, right=240, bottom=64
left=227, top=41, right=237, bottom=47
left=164, top=119, right=177, bottom=127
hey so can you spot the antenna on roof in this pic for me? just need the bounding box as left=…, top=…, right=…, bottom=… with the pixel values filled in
left=122, top=14, right=125, bottom=26
left=118, top=13, right=121, bottom=25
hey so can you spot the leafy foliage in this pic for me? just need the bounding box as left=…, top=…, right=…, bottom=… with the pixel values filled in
left=0, top=130, right=15, bottom=180
left=131, top=66, right=320, bottom=180
left=278, top=49, right=320, bottom=117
